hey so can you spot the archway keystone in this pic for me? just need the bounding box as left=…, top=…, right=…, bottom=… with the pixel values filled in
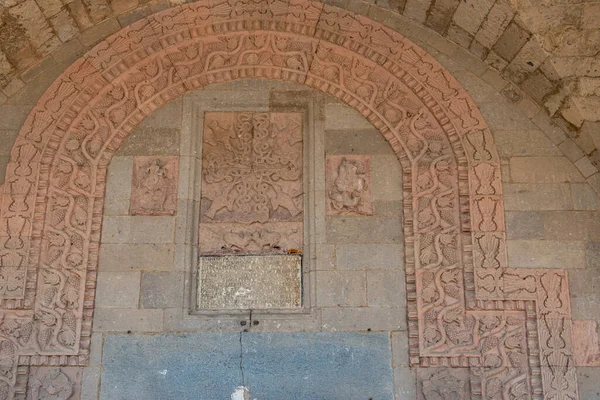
left=0, top=1, right=578, bottom=398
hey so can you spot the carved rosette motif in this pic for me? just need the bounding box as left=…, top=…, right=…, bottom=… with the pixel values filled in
left=130, top=156, right=179, bottom=216
left=0, top=1, right=579, bottom=398
left=325, top=155, right=373, bottom=216
left=199, top=112, right=303, bottom=255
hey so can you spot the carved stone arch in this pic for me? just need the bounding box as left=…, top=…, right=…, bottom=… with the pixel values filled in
left=0, top=1, right=577, bottom=398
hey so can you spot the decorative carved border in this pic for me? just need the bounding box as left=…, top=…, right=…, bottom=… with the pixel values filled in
left=0, top=1, right=578, bottom=398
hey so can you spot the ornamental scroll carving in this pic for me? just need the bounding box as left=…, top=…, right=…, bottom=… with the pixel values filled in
left=199, top=112, right=303, bottom=255
left=0, top=1, right=580, bottom=398
left=325, top=155, right=373, bottom=216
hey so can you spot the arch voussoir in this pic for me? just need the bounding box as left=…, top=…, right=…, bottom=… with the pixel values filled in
left=0, top=1, right=578, bottom=398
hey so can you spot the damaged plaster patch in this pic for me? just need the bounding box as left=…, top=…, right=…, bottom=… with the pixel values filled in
left=231, top=386, right=250, bottom=400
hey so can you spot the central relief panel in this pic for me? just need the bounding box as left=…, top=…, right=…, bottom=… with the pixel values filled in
left=197, top=112, right=303, bottom=311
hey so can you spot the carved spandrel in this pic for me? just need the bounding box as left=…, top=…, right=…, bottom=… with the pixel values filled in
left=199, top=112, right=303, bottom=255
left=325, top=155, right=373, bottom=216
left=130, top=156, right=179, bottom=216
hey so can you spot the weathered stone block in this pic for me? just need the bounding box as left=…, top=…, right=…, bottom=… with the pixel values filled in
left=98, top=243, right=174, bottom=271
left=474, top=0, right=515, bottom=48
left=101, top=216, right=175, bottom=243
left=50, top=10, right=80, bottom=43
left=326, top=216, right=403, bottom=243
left=197, top=255, right=302, bottom=310
left=572, top=321, right=600, bottom=366
left=325, top=129, right=394, bottom=155
left=505, top=39, right=549, bottom=83
left=93, top=308, right=163, bottom=332
left=95, top=271, right=140, bottom=308
left=493, top=21, right=530, bottom=61
left=452, top=0, right=494, bottom=35
left=141, top=272, right=183, bottom=308
left=504, top=183, right=572, bottom=210
left=492, top=128, right=561, bottom=158
left=510, top=157, right=585, bottom=183
left=336, top=244, right=404, bottom=269
left=322, top=307, right=407, bottom=331
left=505, top=211, right=544, bottom=239
left=371, top=155, right=403, bottom=201
left=324, top=103, right=375, bottom=130
left=506, top=239, right=587, bottom=269
left=317, top=270, right=366, bottom=307
left=367, top=269, right=406, bottom=307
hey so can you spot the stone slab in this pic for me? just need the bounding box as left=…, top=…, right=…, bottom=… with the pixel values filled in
left=197, top=255, right=302, bottom=310
left=101, top=332, right=393, bottom=400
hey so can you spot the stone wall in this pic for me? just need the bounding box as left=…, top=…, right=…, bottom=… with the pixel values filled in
left=0, top=0, right=599, bottom=175
left=84, top=75, right=600, bottom=398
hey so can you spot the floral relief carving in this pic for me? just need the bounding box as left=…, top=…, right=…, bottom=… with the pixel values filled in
left=0, top=1, right=580, bottom=398
left=28, top=367, right=81, bottom=400
left=130, top=156, right=179, bottom=216
left=199, top=112, right=303, bottom=255
left=325, top=155, right=373, bottom=216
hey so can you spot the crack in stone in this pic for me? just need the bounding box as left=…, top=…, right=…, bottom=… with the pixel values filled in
left=239, top=331, right=246, bottom=387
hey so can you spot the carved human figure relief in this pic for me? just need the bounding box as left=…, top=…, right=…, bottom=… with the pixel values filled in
left=325, top=155, right=373, bottom=216
left=130, top=156, right=179, bottom=216
left=199, top=112, right=303, bottom=255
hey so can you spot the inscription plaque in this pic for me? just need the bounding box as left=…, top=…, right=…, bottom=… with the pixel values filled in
left=198, top=255, right=302, bottom=309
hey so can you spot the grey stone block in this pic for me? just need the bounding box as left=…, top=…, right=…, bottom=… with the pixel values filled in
left=93, top=308, right=163, bottom=332
left=315, top=243, right=336, bottom=270
left=392, top=331, right=410, bottom=368
left=507, top=239, right=587, bottom=269
left=394, top=367, right=417, bottom=399
left=98, top=243, right=174, bottom=271
left=505, top=211, right=544, bottom=239
left=371, top=155, right=403, bottom=202
left=0, top=129, right=18, bottom=155
left=336, top=244, right=404, bottom=269
left=542, top=211, right=600, bottom=240
left=504, top=183, right=572, bottom=210
left=577, top=367, right=600, bottom=399
left=586, top=241, right=600, bottom=269
left=317, top=270, right=366, bottom=307
left=373, top=200, right=404, bottom=216
left=101, top=216, right=175, bottom=243
left=141, top=272, right=184, bottom=308
left=103, top=156, right=133, bottom=215
left=117, top=127, right=180, bottom=156
left=326, top=216, right=403, bottom=244
left=367, top=269, right=406, bottom=307
left=572, top=183, right=600, bottom=210
left=492, top=128, right=562, bottom=158
left=81, top=367, right=101, bottom=400
left=568, top=269, right=600, bottom=295
left=321, top=307, right=407, bottom=331
left=324, top=103, right=375, bottom=130
left=325, top=129, right=395, bottom=155
left=95, top=272, right=140, bottom=308
left=493, top=21, right=530, bottom=61
left=510, top=157, right=585, bottom=183
left=571, top=294, right=600, bottom=320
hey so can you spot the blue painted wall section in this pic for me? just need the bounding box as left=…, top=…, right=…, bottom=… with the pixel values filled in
left=101, top=332, right=394, bottom=399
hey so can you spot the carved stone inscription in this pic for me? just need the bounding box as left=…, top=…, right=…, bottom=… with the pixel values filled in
left=198, top=255, right=302, bottom=309
left=326, top=155, right=373, bottom=216
left=130, top=156, right=179, bottom=216
left=199, top=112, right=303, bottom=255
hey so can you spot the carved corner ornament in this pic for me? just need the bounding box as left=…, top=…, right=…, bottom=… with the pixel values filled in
left=325, top=155, right=373, bottom=216
left=130, top=156, right=179, bottom=216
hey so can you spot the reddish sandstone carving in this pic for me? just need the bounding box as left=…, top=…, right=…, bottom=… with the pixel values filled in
left=325, top=155, right=373, bottom=216
left=199, top=112, right=303, bottom=255
left=0, top=1, right=579, bottom=398
left=130, top=156, right=179, bottom=216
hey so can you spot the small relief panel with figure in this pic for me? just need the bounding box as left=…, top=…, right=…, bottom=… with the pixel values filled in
left=130, top=156, right=179, bottom=216
left=326, top=155, right=373, bottom=216
left=199, top=112, right=303, bottom=256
